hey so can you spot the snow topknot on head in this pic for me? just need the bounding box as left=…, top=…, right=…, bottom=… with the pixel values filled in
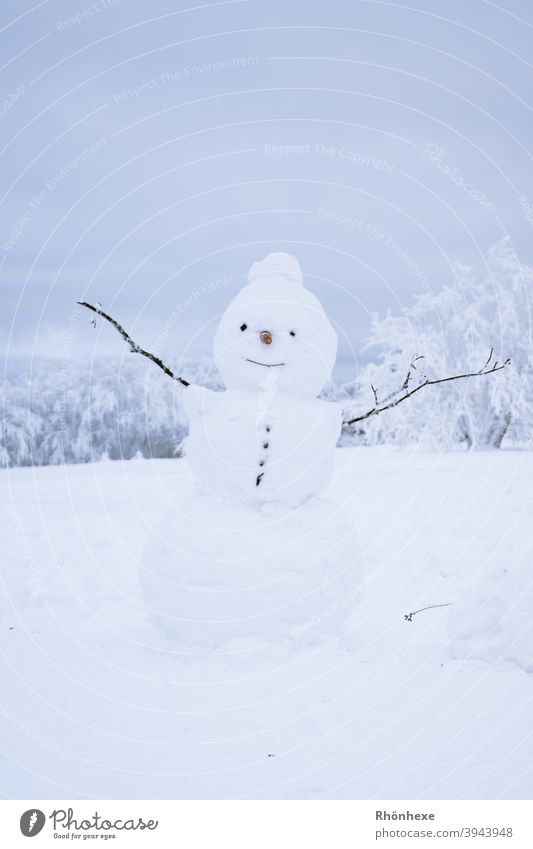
left=247, top=252, right=303, bottom=287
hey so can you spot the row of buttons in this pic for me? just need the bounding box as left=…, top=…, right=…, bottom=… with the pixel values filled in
left=255, top=425, right=271, bottom=486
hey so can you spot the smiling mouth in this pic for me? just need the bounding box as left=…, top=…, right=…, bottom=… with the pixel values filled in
left=245, top=358, right=285, bottom=368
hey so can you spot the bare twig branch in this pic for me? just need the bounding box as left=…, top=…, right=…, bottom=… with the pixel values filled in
left=343, top=353, right=511, bottom=427
left=401, top=370, right=412, bottom=390
left=370, top=383, right=379, bottom=406
left=77, top=301, right=190, bottom=387
left=481, top=348, right=493, bottom=371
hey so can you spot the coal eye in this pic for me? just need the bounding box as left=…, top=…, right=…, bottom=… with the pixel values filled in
left=240, top=323, right=247, bottom=332
left=289, top=330, right=296, bottom=337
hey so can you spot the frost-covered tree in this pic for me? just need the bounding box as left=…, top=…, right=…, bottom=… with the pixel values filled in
left=342, top=239, right=531, bottom=449
left=1, top=358, right=203, bottom=467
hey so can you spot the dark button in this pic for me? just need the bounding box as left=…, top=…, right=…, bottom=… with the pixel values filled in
left=265, top=426, right=271, bottom=432
left=263, top=442, right=269, bottom=449
left=259, top=461, right=265, bottom=467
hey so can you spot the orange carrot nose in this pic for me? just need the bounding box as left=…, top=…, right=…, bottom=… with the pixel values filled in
left=260, top=331, right=273, bottom=345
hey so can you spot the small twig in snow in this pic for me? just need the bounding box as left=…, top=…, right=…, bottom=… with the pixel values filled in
left=404, top=603, right=452, bottom=622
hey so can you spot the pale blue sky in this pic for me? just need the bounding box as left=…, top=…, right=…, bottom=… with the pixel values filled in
left=1, top=0, right=532, bottom=379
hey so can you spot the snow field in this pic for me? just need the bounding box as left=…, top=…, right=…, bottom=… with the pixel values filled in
left=1, top=447, right=532, bottom=799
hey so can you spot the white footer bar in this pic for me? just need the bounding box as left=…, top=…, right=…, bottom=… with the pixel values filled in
left=1, top=800, right=532, bottom=847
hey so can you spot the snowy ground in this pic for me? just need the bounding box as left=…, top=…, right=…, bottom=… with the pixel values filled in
left=1, top=447, right=532, bottom=800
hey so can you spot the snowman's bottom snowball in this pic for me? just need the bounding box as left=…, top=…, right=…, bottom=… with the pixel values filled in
left=139, top=494, right=363, bottom=651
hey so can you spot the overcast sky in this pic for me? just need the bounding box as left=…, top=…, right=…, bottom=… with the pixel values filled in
left=1, top=0, right=532, bottom=379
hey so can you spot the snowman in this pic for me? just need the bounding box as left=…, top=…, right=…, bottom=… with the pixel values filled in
left=138, top=253, right=363, bottom=652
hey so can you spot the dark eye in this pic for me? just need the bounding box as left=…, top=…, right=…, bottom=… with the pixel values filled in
left=240, top=323, right=247, bottom=332
left=289, top=330, right=296, bottom=337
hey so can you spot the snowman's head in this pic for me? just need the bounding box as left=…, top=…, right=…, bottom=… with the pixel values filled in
left=213, top=253, right=337, bottom=396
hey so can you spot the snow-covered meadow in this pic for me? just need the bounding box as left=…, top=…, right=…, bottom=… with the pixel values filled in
left=1, top=446, right=532, bottom=800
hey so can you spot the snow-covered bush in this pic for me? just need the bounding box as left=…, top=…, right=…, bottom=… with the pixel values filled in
left=341, top=239, right=532, bottom=450
left=449, top=557, right=533, bottom=673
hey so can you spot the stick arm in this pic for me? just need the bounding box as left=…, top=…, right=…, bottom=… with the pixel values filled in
left=342, top=353, right=511, bottom=428
left=77, top=301, right=193, bottom=387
